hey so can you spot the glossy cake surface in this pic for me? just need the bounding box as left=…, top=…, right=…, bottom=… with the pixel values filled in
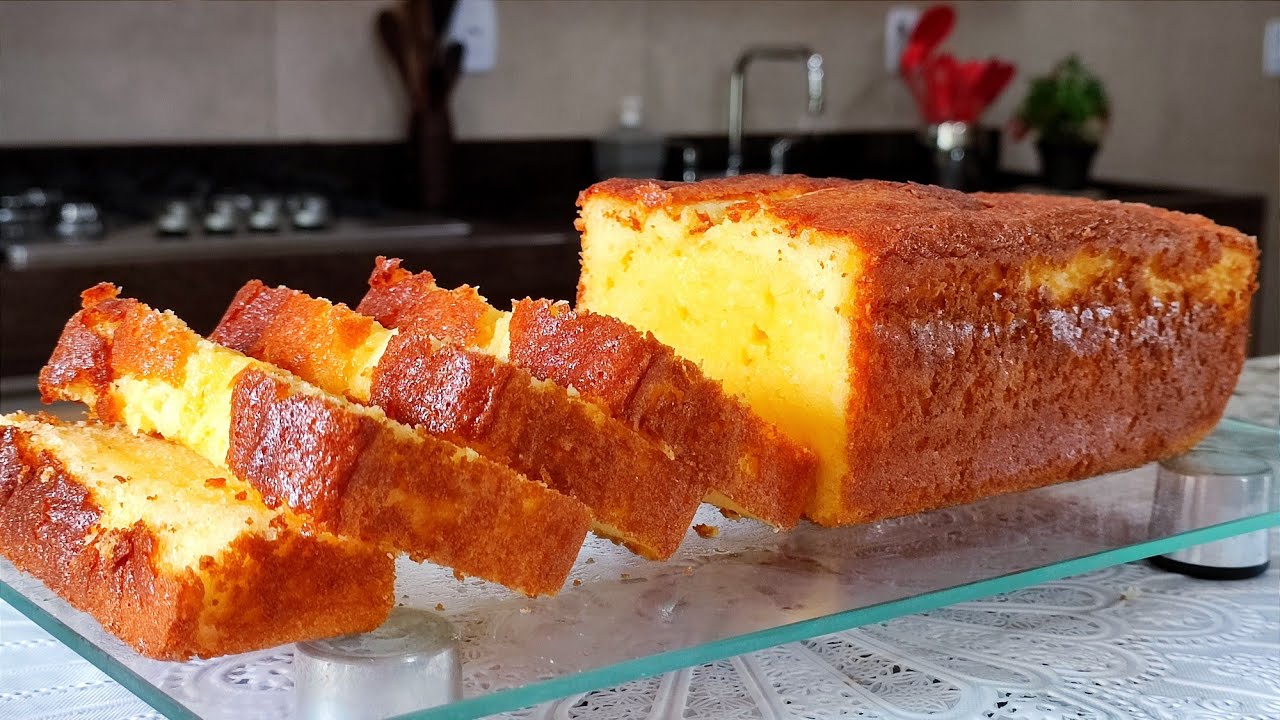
left=0, top=413, right=393, bottom=659
left=358, top=259, right=818, bottom=529
left=213, top=280, right=706, bottom=560
left=578, top=176, right=1259, bottom=525
left=39, top=285, right=590, bottom=596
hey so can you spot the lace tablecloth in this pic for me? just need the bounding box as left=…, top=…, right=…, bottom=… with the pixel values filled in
left=3, top=357, right=1277, bottom=719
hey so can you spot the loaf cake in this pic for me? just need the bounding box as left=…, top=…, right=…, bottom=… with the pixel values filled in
left=0, top=413, right=394, bottom=659
left=577, top=176, right=1259, bottom=525
left=39, top=284, right=591, bottom=596
left=212, top=280, right=707, bottom=560
left=358, top=258, right=818, bottom=529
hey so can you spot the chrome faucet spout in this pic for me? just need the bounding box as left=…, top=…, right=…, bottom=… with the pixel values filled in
left=727, top=46, right=824, bottom=176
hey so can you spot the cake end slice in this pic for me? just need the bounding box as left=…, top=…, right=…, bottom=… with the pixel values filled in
left=0, top=413, right=394, bottom=660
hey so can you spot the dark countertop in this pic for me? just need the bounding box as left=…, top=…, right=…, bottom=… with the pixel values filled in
left=1, top=216, right=586, bottom=272
left=0, top=218, right=582, bottom=378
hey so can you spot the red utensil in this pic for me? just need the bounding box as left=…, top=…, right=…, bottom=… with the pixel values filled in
left=926, top=53, right=960, bottom=122
left=956, top=59, right=985, bottom=122
left=900, top=5, right=955, bottom=74
left=972, top=60, right=1016, bottom=113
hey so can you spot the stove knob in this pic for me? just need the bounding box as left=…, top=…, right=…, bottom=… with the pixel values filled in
left=203, top=197, right=240, bottom=235
left=156, top=200, right=193, bottom=236
left=53, top=202, right=104, bottom=241
left=248, top=196, right=283, bottom=232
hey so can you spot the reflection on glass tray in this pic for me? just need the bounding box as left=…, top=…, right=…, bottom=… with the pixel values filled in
left=2, top=417, right=1277, bottom=720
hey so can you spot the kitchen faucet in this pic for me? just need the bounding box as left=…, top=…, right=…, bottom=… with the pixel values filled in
left=727, top=46, right=824, bottom=176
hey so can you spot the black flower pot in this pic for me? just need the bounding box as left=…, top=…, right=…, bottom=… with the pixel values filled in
left=1035, top=139, right=1098, bottom=190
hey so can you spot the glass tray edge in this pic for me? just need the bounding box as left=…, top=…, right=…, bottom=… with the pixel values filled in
left=1219, top=415, right=1279, bottom=436
left=402, top=510, right=1280, bottom=720
left=4, top=414, right=1276, bottom=720
left=0, top=579, right=201, bottom=720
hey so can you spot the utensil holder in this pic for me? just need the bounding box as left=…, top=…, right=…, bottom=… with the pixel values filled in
left=295, top=608, right=462, bottom=719
left=925, top=121, right=980, bottom=191
left=1149, top=449, right=1274, bottom=580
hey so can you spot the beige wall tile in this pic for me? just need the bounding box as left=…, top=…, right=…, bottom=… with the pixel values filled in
left=450, top=0, right=649, bottom=139
left=0, top=1, right=275, bottom=144
left=274, top=1, right=406, bottom=141
left=0, top=0, right=1274, bottom=347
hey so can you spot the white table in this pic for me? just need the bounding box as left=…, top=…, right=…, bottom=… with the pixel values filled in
left=3, top=357, right=1277, bottom=719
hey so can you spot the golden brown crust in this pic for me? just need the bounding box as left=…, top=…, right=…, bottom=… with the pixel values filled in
left=373, top=337, right=515, bottom=439
left=581, top=175, right=1258, bottom=525
left=359, top=256, right=499, bottom=347
left=210, top=279, right=291, bottom=359
left=507, top=299, right=657, bottom=416
left=214, top=281, right=707, bottom=559
left=509, top=300, right=818, bottom=529
left=582, top=177, right=1259, bottom=274
left=213, top=280, right=383, bottom=402
left=40, top=290, right=590, bottom=596
left=196, top=531, right=392, bottom=658
left=579, top=176, right=844, bottom=212
left=227, top=367, right=594, bottom=582
left=831, top=249, right=1251, bottom=525
left=376, top=334, right=706, bottom=559
left=0, top=422, right=393, bottom=660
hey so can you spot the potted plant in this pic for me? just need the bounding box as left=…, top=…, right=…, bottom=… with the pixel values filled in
left=1010, top=55, right=1109, bottom=190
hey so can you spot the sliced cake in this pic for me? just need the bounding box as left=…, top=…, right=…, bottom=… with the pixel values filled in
left=357, top=258, right=818, bottom=530
left=38, top=284, right=591, bottom=596
left=211, top=280, right=707, bottom=560
left=576, top=175, right=1259, bottom=525
left=0, top=413, right=394, bottom=659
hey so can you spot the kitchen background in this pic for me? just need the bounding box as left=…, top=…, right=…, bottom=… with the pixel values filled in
left=1, top=0, right=1277, bottom=378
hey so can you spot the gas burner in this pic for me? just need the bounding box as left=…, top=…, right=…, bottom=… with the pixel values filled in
left=247, top=197, right=283, bottom=232
left=1, top=189, right=105, bottom=244
left=152, top=193, right=336, bottom=237
left=52, top=201, right=105, bottom=242
left=287, top=194, right=332, bottom=231
left=156, top=200, right=195, bottom=236
left=0, top=188, right=57, bottom=244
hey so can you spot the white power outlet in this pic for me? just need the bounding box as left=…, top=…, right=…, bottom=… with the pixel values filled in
left=886, top=6, right=922, bottom=73
left=1265, top=17, right=1280, bottom=77
left=446, top=0, right=498, bottom=74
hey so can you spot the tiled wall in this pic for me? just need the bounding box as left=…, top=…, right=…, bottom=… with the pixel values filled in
left=2, top=1, right=1276, bottom=190
left=2, top=0, right=1277, bottom=348
left=0, top=1, right=405, bottom=142
left=0, top=2, right=1272, bottom=159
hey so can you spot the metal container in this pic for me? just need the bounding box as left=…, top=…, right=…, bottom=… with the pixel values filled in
left=925, top=121, right=976, bottom=190
left=294, top=608, right=461, bottom=719
left=52, top=202, right=105, bottom=241
left=1149, top=449, right=1274, bottom=580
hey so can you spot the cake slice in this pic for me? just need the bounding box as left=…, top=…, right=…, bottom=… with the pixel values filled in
left=211, top=281, right=707, bottom=560
left=576, top=175, right=1259, bottom=525
left=356, top=258, right=818, bottom=530
left=0, top=413, right=394, bottom=659
left=38, top=284, right=591, bottom=596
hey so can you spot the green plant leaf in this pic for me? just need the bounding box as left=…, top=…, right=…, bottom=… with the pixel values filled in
left=1015, top=54, right=1109, bottom=143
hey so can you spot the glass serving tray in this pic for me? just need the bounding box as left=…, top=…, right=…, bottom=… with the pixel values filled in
left=2, top=417, right=1277, bottom=720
